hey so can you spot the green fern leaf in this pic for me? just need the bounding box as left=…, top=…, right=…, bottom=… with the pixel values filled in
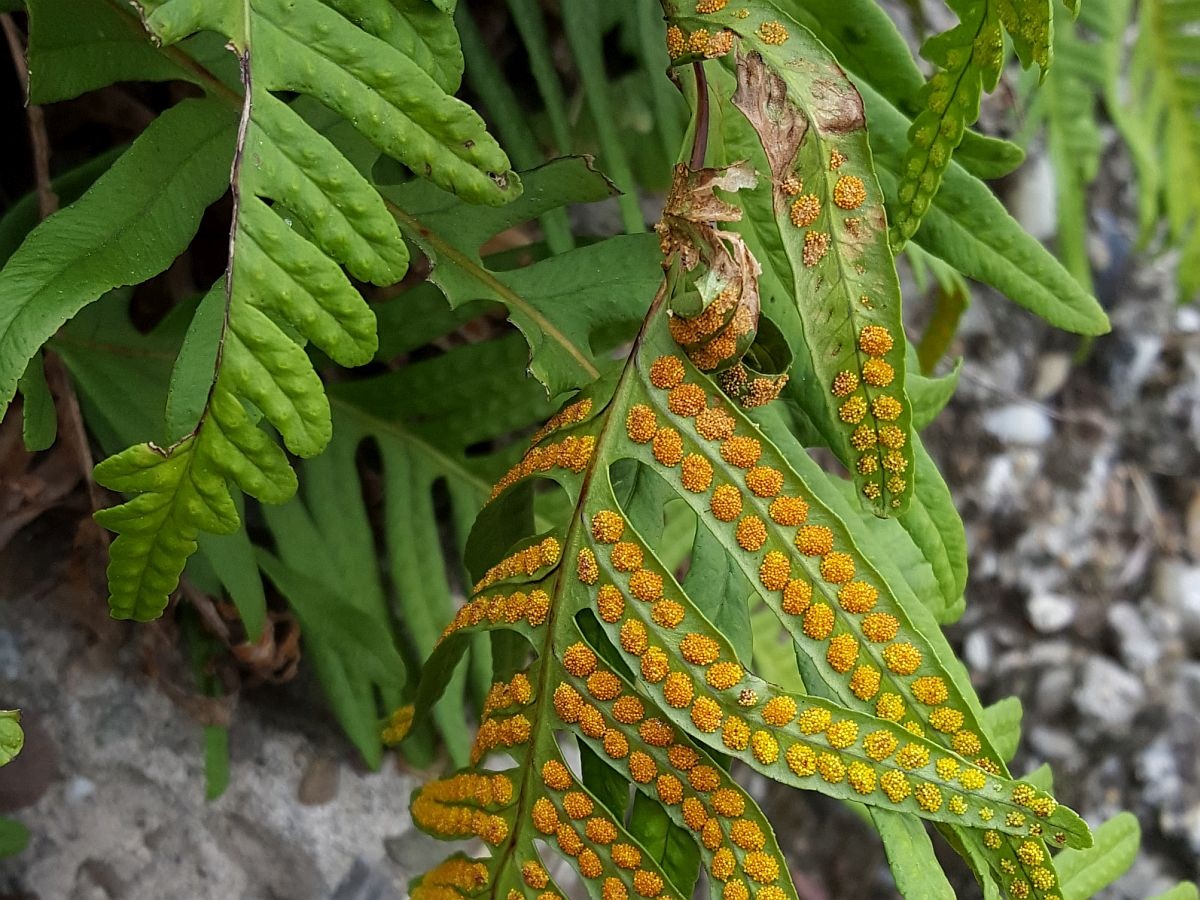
left=664, top=7, right=916, bottom=516
left=0, top=97, right=237, bottom=416
left=75, top=0, right=522, bottom=618
left=1126, top=0, right=1200, bottom=298
left=890, top=0, right=1005, bottom=248
left=401, top=159, right=1090, bottom=898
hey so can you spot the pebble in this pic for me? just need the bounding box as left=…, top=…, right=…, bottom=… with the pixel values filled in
left=983, top=403, right=1053, bottom=446
left=1027, top=726, right=1080, bottom=764
left=298, top=755, right=340, bottom=806
left=1074, top=656, right=1146, bottom=732
left=1108, top=602, right=1162, bottom=671
left=1026, top=592, right=1075, bottom=633
left=1155, top=560, right=1200, bottom=648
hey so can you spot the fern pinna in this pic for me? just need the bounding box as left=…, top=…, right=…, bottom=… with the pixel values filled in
left=0, top=0, right=519, bottom=620
left=405, top=14, right=1089, bottom=900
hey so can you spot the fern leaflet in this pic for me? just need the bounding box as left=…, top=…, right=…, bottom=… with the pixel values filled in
left=402, top=156, right=1090, bottom=898
left=81, top=0, right=520, bottom=618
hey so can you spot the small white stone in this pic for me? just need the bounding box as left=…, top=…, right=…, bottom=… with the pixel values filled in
left=983, top=404, right=1053, bottom=446
left=1026, top=592, right=1075, bottom=633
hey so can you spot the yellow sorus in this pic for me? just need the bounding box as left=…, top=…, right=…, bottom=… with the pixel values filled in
left=523, top=860, right=550, bottom=888
left=532, top=797, right=559, bottom=833
left=883, top=642, right=922, bottom=675
left=861, top=612, right=898, bottom=642
left=816, top=753, right=846, bottom=783
left=797, top=706, right=832, bottom=734
left=712, top=788, right=745, bottom=817
left=880, top=770, right=911, bottom=802
left=914, top=782, right=944, bottom=812
left=743, top=850, right=780, bottom=885
left=720, top=435, right=762, bottom=468
left=831, top=370, right=859, bottom=397
left=875, top=692, right=905, bottom=722
left=862, top=358, right=894, bottom=387
left=610, top=541, right=643, bottom=572
left=696, top=0, right=728, bottom=12
left=949, top=796, right=968, bottom=815
left=649, top=355, right=686, bottom=389
left=711, top=848, right=736, bottom=881
left=736, top=515, right=768, bottom=551
left=790, top=194, right=821, bottom=227
left=782, top=578, right=813, bottom=614
left=757, top=20, right=788, bottom=43
left=1017, top=840, right=1044, bottom=866
left=562, top=791, right=593, bottom=819
left=896, top=742, right=930, bottom=769
left=629, top=568, right=664, bottom=602
left=632, top=871, right=663, bottom=897
left=591, top=510, right=624, bottom=543
left=619, top=619, right=648, bottom=655
left=652, top=599, right=685, bottom=628
left=850, top=424, right=877, bottom=450
left=826, top=719, right=859, bottom=749
left=663, top=672, right=695, bottom=708
left=838, top=580, right=878, bottom=613
left=652, top=427, right=684, bottom=466
left=768, top=494, right=808, bottom=525
left=858, top=325, right=894, bottom=356
left=696, top=405, right=736, bottom=440
left=935, top=757, right=960, bottom=780
left=596, top=584, right=625, bottom=622
left=803, top=602, right=835, bottom=639
left=751, top=730, right=780, bottom=764
left=668, top=383, right=707, bottom=417
left=665, top=25, right=686, bottom=58
left=730, top=818, right=765, bottom=851
left=847, top=761, right=877, bottom=795
left=680, top=453, right=714, bottom=492
left=759, top=551, right=791, bottom=591
left=911, top=676, right=949, bottom=705
left=761, top=695, right=797, bottom=726
left=603, top=730, right=628, bottom=759
left=958, top=768, right=987, bottom=791
left=838, top=395, right=868, bottom=424
left=710, top=483, right=743, bottom=522
left=639, top=718, right=674, bottom=747
left=656, top=773, right=683, bottom=805
left=795, top=524, right=834, bottom=556
left=929, top=706, right=965, bottom=733
left=826, top=633, right=860, bottom=673
left=626, top=404, right=657, bottom=443
left=691, top=696, right=723, bottom=732
left=849, top=664, right=881, bottom=700
left=863, top=729, right=898, bottom=761
left=640, top=647, right=670, bottom=682
left=878, top=425, right=906, bottom=448
left=562, top=642, right=597, bottom=677
left=833, top=175, right=867, bottom=210
left=578, top=705, right=605, bottom=739
left=952, top=730, right=982, bottom=756
left=706, top=661, right=744, bottom=690
left=680, top=632, right=721, bottom=665
left=586, top=670, right=622, bottom=701
left=611, top=842, right=642, bottom=869
left=667, top=744, right=699, bottom=770
left=553, top=683, right=584, bottom=722
left=871, top=395, right=903, bottom=421
left=746, top=465, right=784, bottom=497
left=722, top=715, right=751, bottom=751
left=577, top=548, right=599, bottom=585
left=628, top=751, right=657, bottom=784
left=786, top=743, right=817, bottom=776
left=820, top=551, right=856, bottom=584
left=983, top=830, right=1002, bottom=849
left=688, top=765, right=721, bottom=792
left=607, top=696, right=642, bottom=726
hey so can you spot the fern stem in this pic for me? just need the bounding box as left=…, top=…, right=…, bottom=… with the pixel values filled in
left=690, top=61, right=710, bottom=170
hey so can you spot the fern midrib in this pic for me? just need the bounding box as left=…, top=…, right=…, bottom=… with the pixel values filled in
left=486, top=284, right=667, bottom=892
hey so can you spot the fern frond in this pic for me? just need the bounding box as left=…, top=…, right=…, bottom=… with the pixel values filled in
left=75, top=0, right=522, bottom=618
left=402, top=152, right=1090, bottom=898
left=664, top=8, right=916, bottom=517
left=890, top=0, right=1060, bottom=249
left=1127, top=0, right=1200, bottom=297
left=890, top=0, right=1006, bottom=248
